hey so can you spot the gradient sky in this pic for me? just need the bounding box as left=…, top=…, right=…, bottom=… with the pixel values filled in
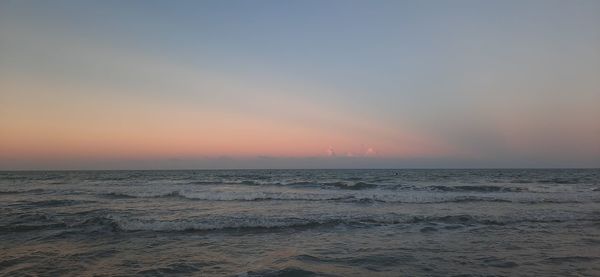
left=1, top=0, right=599, bottom=169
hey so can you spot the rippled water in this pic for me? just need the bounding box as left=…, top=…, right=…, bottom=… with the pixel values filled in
left=1, top=169, right=599, bottom=276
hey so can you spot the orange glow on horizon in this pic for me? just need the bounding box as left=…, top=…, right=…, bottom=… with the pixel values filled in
left=0, top=76, right=453, bottom=163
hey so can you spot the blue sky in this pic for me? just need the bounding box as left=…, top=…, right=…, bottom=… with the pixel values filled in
left=1, top=0, right=599, bottom=169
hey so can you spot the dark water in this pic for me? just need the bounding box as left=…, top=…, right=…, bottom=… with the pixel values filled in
left=1, top=169, right=600, bottom=276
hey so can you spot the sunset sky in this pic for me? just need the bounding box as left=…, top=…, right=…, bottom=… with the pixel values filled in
left=1, top=0, right=599, bottom=169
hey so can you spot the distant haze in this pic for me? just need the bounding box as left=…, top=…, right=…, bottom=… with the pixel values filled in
left=1, top=0, right=599, bottom=170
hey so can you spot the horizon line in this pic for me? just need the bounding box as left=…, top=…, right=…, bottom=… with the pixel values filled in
left=1, top=167, right=598, bottom=172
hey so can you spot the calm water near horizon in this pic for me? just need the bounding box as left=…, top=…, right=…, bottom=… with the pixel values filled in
left=1, top=169, right=599, bottom=276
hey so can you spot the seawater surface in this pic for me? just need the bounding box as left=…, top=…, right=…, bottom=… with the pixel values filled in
left=1, top=169, right=599, bottom=276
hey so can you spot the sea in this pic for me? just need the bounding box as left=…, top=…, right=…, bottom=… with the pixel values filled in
left=1, top=169, right=599, bottom=276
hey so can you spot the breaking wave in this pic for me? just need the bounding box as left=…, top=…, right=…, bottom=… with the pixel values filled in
left=6, top=212, right=598, bottom=234
left=427, top=185, right=525, bottom=192
left=92, top=190, right=591, bottom=204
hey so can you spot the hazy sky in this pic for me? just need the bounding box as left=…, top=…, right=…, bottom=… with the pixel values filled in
left=1, top=0, right=599, bottom=169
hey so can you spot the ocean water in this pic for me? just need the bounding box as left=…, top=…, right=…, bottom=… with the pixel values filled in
left=1, top=169, right=599, bottom=276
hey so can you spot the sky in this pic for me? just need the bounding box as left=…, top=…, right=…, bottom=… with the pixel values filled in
left=1, top=0, right=599, bottom=169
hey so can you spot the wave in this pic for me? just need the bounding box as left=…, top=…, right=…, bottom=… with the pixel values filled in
left=110, top=217, right=348, bottom=232
left=25, top=199, right=91, bottom=207
left=507, top=177, right=596, bottom=185
left=4, top=211, right=599, bottom=234
left=324, top=181, right=378, bottom=190
left=100, top=192, right=147, bottom=199
left=106, top=213, right=600, bottom=232
left=537, top=178, right=584, bottom=184
left=543, top=256, right=599, bottom=264
left=0, top=222, right=68, bottom=232
left=185, top=180, right=284, bottom=187
left=443, top=196, right=512, bottom=203
left=259, top=180, right=379, bottom=190
left=93, top=190, right=591, bottom=204
left=187, top=180, right=227, bottom=185
left=0, top=213, right=65, bottom=233
left=427, top=185, right=525, bottom=193
left=295, top=253, right=414, bottom=268
left=241, top=267, right=320, bottom=277
left=408, top=215, right=505, bottom=225
left=138, top=261, right=217, bottom=275
left=99, top=191, right=355, bottom=201
left=0, top=189, right=46, bottom=194
left=184, top=180, right=381, bottom=190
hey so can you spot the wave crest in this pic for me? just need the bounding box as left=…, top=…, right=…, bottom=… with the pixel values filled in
left=93, top=190, right=591, bottom=204
left=427, top=185, right=525, bottom=193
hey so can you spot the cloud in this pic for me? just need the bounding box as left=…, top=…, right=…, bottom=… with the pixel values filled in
left=326, top=146, right=336, bottom=157
left=365, top=147, right=377, bottom=156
